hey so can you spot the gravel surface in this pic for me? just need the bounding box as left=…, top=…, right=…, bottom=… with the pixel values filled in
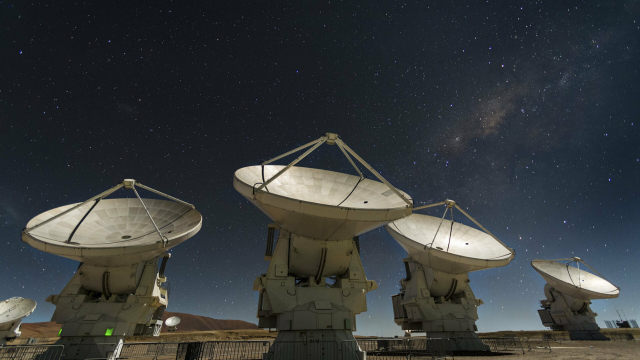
left=457, top=340, right=640, bottom=360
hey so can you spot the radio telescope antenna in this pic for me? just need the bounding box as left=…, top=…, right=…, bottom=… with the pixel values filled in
left=532, top=257, right=619, bottom=340
left=234, top=132, right=412, bottom=359
left=385, top=199, right=514, bottom=351
left=165, top=316, right=181, bottom=332
left=0, top=297, right=36, bottom=345
left=22, top=179, right=202, bottom=359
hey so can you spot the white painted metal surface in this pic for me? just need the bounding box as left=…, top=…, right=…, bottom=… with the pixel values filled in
left=20, top=180, right=199, bottom=357
left=164, top=316, right=181, bottom=327
left=22, top=199, right=202, bottom=266
left=386, top=213, right=514, bottom=274
left=0, top=297, right=36, bottom=343
left=0, top=298, right=36, bottom=328
left=386, top=201, right=514, bottom=346
left=532, top=259, right=619, bottom=300
left=234, top=165, right=412, bottom=240
left=237, top=133, right=409, bottom=359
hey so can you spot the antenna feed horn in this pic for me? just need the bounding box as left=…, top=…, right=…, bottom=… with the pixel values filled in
left=325, top=133, right=339, bottom=145
left=123, top=179, right=137, bottom=189
left=444, top=199, right=456, bottom=208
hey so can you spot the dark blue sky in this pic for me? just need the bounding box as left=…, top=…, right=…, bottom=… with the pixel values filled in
left=1, top=1, right=639, bottom=335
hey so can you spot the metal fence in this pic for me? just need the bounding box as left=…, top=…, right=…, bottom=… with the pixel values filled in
left=607, top=332, right=635, bottom=341
left=0, top=344, right=65, bottom=360
left=63, top=341, right=122, bottom=360
left=352, top=338, right=454, bottom=359
left=173, top=341, right=272, bottom=360
left=118, top=342, right=183, bottom=359
left=265, top=341, right=340, bottom=360
left=6, top=336, right=589, bottom=360
left=447, top=338, right=490, bottom=353
left=168, top=338, right=537, bottom=359
left=480, top=337, right=525, bottom=354
left=407, top=338, right=453, bottom=358
left=540, top=332, right=635, bottom=342
left=200, top=341, right=272, bottom=360
left=174, top=342, right=202, bottom=360
left=355, top=338, right=406, bottom=358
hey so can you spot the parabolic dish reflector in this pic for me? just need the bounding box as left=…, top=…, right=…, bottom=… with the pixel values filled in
left=23, top=199, right=202, bottom=266
left=531, top=259, right=619, bottom=300
left=234, top=165, right=412, bottom=240
left=386, top=214, right=514, bottom=274
left=165, top=316, right=181, bottom=327
left=0, top=297, right=36, bottom=327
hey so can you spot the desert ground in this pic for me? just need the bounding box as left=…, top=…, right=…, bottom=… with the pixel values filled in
left=453, top=337, right=640, bottom=360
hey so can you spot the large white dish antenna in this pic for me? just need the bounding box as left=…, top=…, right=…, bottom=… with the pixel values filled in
left=22, top=180, right=202, bottom=266
left=165, top=316, right=181, bottom=327
left=386, top=212, right=513, bottom=274
left=234, top=165, right=412, bottom=240
left=532, top=258, right=619, bottom=300
left=0, top=297, right=36, bottom=327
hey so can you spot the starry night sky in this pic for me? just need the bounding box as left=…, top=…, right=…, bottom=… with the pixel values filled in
left=1, top=1, right=639, bottom=336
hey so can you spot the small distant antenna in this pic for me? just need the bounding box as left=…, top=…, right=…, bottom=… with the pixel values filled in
left=616, top=309, right=624, bottom=322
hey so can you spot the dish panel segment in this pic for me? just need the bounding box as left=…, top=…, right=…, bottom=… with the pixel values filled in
left=234, top=165, right=412, bottom=240
left=386, top=214, right=513, bottom=274
left=23, top=199, right=202, bottom=266
left=532, top=260, right=619, bottom=300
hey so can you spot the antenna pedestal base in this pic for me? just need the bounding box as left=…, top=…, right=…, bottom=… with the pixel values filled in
left=409, top=331, right=489, bottom=352
left=391, top=259, right=488, bottom=351
left=0, top=327, right=21, bottom=346
left=538, top=284, right=609, bottom=340
left=268, top=330, right=364, bottom=360
left=47, top=257, right=168, bottom=341
left=0, top=331, right=17, bottom=346
left=255, top=231, right=373, bottom=360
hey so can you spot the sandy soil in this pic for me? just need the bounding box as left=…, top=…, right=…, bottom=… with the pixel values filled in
left=456, top=339, right=640, bottom=359
left=479, top=328, right=640, bottom=339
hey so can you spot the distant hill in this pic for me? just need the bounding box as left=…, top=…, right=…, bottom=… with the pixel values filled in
left=161, top=311, right=258, bottom=332
left=18, top=311, right=257, bottom=338
left=17, top=321, right=60, bottom=338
